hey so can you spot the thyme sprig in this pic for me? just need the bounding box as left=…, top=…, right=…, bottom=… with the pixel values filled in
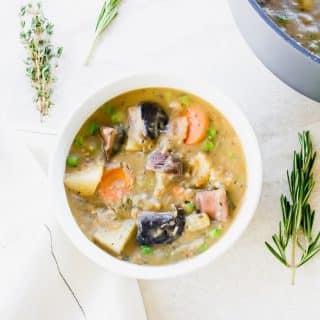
left=19, top=2, right=63, bottom=119
left=265, top=131, right=320, bottom=285
left=85, top=0, right=122, bottom=65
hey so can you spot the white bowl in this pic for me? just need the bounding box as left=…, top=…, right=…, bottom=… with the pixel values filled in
left=49, top=74, right=262, bottom=279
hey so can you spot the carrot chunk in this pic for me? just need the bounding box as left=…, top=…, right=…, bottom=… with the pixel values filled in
left=172, top=185, right=182, bottom=196
left=99, top=167, right=132, bottom=203
left=184, top=106, right=209, bottom=145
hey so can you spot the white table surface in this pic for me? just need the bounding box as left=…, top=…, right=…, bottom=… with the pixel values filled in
left=2, top=0, right=320, bottom=319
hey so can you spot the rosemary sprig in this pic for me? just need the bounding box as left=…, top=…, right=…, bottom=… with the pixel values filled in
left=265, top=131, right=320, bottom=285
left=85, top=0, right=122, bottom=65
left=19, top=2, right=63, bottom=119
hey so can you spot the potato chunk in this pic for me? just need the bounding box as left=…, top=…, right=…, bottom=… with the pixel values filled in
left=189, top=152, right=212, bottom=187
left=126, top=107, right=146, bottom=151
left=93, top=219, right=136, bottom=255
left=64, top=163, right=103, bottom=196
left=169, top=116, right=188, bottom=145
left=154, top=172, right=173, bottom=198
left=186, top=213, right=210, bottom=232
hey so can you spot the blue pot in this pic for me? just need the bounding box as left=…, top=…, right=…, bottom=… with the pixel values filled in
left=228, top=0, right=320, bottom=102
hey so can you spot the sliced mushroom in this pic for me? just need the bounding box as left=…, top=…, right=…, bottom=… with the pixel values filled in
left=100, top=125, right=127, bottom=159
left=140, top=102, right=168, bottom=139
left=100, top=126, right=117, bottom=160
left=136, top=207, right=185, bottom=245
left=126, top=102, right=168, bottom=151
left=113, top=124, right=127, bottom=153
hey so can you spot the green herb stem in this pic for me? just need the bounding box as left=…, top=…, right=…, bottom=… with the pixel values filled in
left=291, top=231, right=297, bottom=285
left=85, top=0, right=121, bottom=65
left=265, top=131, right=320, bottom=285
left=85, top=37, right=99, bottom=66
left=19, top=2, right=63, bottom=119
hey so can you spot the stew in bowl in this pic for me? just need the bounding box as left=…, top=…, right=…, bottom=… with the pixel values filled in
left=64, top=88, right=247, bottom=265
left=50, top=74, right=262, bottom=278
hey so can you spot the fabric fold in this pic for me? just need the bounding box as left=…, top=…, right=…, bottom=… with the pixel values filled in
left=0, top=128, right=146, bottom=320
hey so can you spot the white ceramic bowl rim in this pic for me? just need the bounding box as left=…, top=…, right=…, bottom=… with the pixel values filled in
left=49, top=74, right=262, bottom=279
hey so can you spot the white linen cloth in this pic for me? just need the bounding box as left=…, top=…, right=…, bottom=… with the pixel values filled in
left=0, top=127, right=146, bottom=320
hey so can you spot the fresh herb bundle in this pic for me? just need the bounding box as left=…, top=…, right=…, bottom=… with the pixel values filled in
left=85, top=0, right=122, bottom=65
left=19, top=2, right=63, bottom=119
left=265, top=131, right=320, bottom=284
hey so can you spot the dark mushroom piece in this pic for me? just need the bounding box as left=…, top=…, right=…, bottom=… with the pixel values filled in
left=140, top=102, right=169, bottom=139
left=126, top=102, right=168, bottom=151
left=136, top=207, right=185, bottom=245
left=113, top=124, right=127, bottom=153
left=100, top=126, right=116, bottom=160
left=100, top=125, right=127, bottom=160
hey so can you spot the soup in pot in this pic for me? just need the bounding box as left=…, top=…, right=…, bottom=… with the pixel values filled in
left=258, top=0, right=320, bottom=56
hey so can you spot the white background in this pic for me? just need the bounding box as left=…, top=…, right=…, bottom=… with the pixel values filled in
left=2, top=0, right=320, bottom=319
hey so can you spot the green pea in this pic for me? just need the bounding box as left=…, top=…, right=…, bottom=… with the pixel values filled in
left=111, top=111, right=122, bottom=124
left=74, top=136, right=84, bottom=147
left=179, top=95, right=190, bottom=106
left=183, top=201, right=195, bottom=214
left=104, top=104, right=114, bottom=114
left=207, top=128, right=217, bottom=140
left=199, top=243, right=208, bottom=253
left=88, top=122, right=99, bottom=135
left=209, top=228, right=222, bottom=238
left=66, top=155, right=79, bottom=167
left=202, top=140, right=215, bottom=152
left=140, top=245, right=153, bottom=255
left=164, top=91, right=173, bottom=102
left=275, top=13, right=288, bottom=25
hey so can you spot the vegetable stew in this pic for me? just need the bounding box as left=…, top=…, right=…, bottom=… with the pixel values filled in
left=64, top=88, right=247, bottom=265
left=258, top=0, right=320, bottom=56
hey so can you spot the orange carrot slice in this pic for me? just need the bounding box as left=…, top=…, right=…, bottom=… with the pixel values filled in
left=99, top=167, right=132, bottom=203
left=184, top=106, right=209, bottom=145
left=172, top=185, right=182, bottom=196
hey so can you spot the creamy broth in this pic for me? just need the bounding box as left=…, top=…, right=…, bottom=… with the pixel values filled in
left=258, top=0, right=320, bottom=56
left=64, top=88, right=247, bottom=265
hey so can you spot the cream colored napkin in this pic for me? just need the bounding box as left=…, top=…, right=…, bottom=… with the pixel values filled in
left=0, top=127, right=146, bottom=320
